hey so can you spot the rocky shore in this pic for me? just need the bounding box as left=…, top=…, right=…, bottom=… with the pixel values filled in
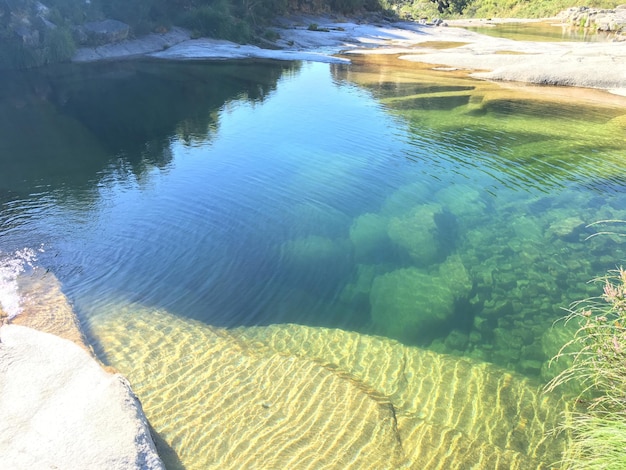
left=0, top=270, right=164, bottom=470
left=70, top=13, right=626, bottom=97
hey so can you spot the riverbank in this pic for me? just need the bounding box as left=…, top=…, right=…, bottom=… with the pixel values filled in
left=0, top=269, right=164, bottom=469
left=72, top=14, right=626, bottom=96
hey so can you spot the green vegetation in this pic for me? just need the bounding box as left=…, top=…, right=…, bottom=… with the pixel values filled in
left=462, top=0, right=623, bottom=19
left=547, top=221, right=626, bottom=469
left=388, top=0, right=623, bottom=22
left=2, top=0, right=625, bottom=69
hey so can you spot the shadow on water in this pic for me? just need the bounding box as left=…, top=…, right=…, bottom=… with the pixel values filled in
left=3, top=54, right=626, bottom=381
left=0, top=59, right=300, bottom=198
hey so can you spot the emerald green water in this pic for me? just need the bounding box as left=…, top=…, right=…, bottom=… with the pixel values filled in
left=1, top=57, right=625, bottom=383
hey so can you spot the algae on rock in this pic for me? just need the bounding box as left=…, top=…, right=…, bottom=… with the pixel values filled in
left=387, top=203, right=444, bottom=266
left=369, top=255, right=472, bottom=343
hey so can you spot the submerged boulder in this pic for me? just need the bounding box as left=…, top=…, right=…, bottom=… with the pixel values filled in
left=349, top=212, right=390, bottom=262
left=381, top=181, right=432, bottom=216
left=387, top=203, right=444, bottom=266
left=369, top=257, right=471, bottom=343
left=435, top=184, right=486, bottom=226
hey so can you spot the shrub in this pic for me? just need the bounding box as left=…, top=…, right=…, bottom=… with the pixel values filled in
left=43, top=27, right=76, bottom=63
left=178, top=4, right=252, bottom=43
left=546, top=221, right=626, bottom=469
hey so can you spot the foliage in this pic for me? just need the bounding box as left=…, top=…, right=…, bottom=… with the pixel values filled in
left=546, top=221, right=626, bottom=469
left=178, top=3, right=252, bottom=43
left=43, top=27, right=76, bottom=63
left=441, top=0, right=623, bottom=18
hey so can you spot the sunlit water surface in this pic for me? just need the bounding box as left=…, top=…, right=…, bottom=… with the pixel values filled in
left=461, top=20, right=616, bottom=42
left=1, top=55, right=626, bottom=467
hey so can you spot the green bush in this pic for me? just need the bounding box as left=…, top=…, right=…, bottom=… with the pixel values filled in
left=43, top=27, right=76, bottom=63
left=547, top=221, right=626, bottom=468
left=178, top=3, right=252, bottom=43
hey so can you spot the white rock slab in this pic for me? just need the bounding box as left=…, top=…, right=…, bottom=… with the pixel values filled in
left=0, top=324, right=164, bottom=470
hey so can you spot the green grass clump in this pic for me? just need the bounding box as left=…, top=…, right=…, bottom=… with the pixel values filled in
left=547, top=221, right=626, bottom=468
left=558, top=411, right=626, bottom=470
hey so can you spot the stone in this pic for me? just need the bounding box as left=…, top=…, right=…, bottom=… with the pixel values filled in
left=540, top=319, right=582, bottom=383
left=369, top=263, right=470, bottom=343
left=435, top=184, right=486, bottom=225
left=438, top=253, right=472, bottom=299
left=339, top=263, right=380, bottom=307
left=232, top=323, right=572, bottom=469
left=83, top=19, right=130, bottom=46
left=381, top=181, right=432, bottom=216
left=11, top=267, right=90, bottom=352
left=349, top=212, right=390, bottom=262
left=444, top=329, right=469, bottom=351
left=547, top=216, right=585, bottom=241
left=387, top=203, right=443, bottom=266
left=0, top=324, right=164, bottom=470
left=91, top=309, right=408, bottom=470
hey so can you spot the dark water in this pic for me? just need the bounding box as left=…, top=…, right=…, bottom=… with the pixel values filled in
left=1, top=57, right=625, bottom=379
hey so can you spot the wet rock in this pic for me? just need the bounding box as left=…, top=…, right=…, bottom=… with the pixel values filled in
left=540, top=319, right=582, bottom=383
left=370, top=267, right=455, bottom=342
left=339, top=263, right=380, bottom=308
left=435, top=184, right=486, bottom=226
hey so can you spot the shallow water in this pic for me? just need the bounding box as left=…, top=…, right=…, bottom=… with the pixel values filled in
left=1, top=57, right=626, bottom=380
left=461, top=21, right=615, bottom=42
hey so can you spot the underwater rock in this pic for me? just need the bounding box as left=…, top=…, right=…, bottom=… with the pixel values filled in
left=339, top=263, right=381, bottom=309
left=438, top=253, right=473, bottom=298
left=435, top=184, right=486, bottom=226
left=370, top=256, right=471, bottom=343
left=349, top=212, right=390, bottom=262
left=443, top=329, right=470, bottom=352
left=91, top=309, right=407, bottom=470
left=370, top=267, right=456, bottom=343
left=546, top=216, right=585, bottom=241
left=11, top=267, right=90, bottom=352
left=233, top=323, right=571, bottom=469
left=387, top=203, right=443, bottom=266
left=381, top=181, right=432, bottom=216
left=0, top=324, right=164, bottom=470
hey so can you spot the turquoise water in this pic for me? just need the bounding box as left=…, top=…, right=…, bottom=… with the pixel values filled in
left=1, top=58, right=625, bottom=380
